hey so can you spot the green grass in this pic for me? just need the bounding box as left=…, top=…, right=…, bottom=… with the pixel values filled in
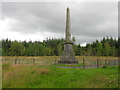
left=2, top=64, right=118, bottom=88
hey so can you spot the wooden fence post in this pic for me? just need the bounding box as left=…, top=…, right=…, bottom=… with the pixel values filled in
left=19, top=59, right=21, bottom=64
left=55, top=59, right=56, bottom=64
left=114, top=59, right=116, bottom=66
left=99, top=59, right=101, bottom=67
left=105, top=59, right=107, bottom=66
left=100, top=60, right=102, bottom=67
left=15, top=59, right=17, bottom=64
left=18, top=59, right=20, bottom=64
left=1, top=58, right=3, bottom=63
left=83, top=58, right=85, bottom=69
left=108, top=60, right=110, bottom=66
left=97, top=58, right=99, bottom=68
left=33, top=59, right=35, bottom=64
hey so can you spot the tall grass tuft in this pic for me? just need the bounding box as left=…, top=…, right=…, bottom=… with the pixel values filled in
left=2, top=64, right=11, bottom=71
left=36, top=68, right=50, bottom=75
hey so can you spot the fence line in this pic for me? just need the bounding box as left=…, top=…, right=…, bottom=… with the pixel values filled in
left=1, top=57, right=119, bottom=68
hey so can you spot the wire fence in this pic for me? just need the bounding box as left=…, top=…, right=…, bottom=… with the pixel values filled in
left=1, top=57, right=119, bottom=68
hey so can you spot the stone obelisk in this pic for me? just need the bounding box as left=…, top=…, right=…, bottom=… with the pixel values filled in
left=58, top=7, right=78, bottom=64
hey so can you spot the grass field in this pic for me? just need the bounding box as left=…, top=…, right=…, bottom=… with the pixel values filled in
left=2, top=63, right=119, bottom=88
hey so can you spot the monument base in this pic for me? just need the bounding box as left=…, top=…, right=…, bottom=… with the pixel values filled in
left=58, top=60, right=78, bottom=64
left=59, top=43, right=78, bottom=64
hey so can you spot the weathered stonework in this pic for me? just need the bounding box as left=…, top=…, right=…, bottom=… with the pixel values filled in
left=58, top=7, right=78, bottom=64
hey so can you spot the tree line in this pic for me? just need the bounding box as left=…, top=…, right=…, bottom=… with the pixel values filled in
left=0, top=37, right=119, bottom=56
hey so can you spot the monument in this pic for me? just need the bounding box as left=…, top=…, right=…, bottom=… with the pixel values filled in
left=58, top=7, right=78, bottom=64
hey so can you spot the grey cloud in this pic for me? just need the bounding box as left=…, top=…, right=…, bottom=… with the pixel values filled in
left=2, top=2, right=118, bottom=43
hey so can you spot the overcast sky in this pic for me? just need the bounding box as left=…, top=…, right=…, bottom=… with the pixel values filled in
left=0, top=1, right=118, bottom=46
